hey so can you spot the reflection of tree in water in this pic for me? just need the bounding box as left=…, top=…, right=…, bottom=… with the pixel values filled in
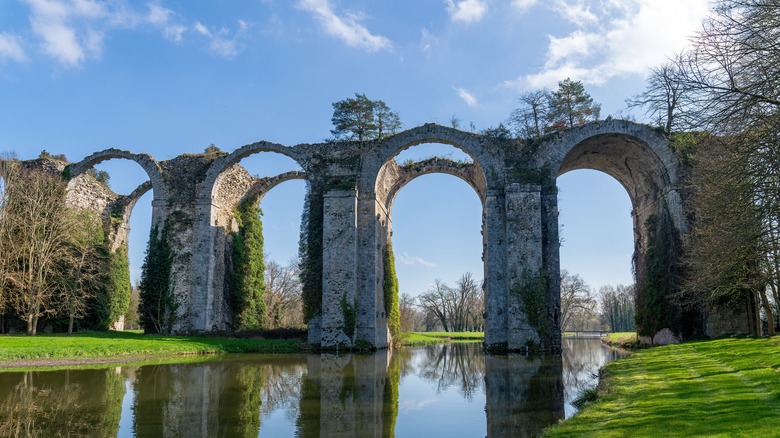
left=0, top=369, right=124, bottom=437
left=561, top=338, right=627, bottom=406
left=260, top=361, right=307, bottom=423
left=416, top=343, right=485, bottom=400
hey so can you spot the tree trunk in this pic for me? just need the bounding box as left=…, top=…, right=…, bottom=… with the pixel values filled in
left=26, top=314, right=34, bottom=336
left=759, top=288, right=776, bottom=336
left=68, top=315, right=74, bottom=335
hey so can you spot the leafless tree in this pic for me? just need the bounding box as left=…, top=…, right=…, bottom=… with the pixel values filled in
left=2, top=166, right=76, bottom=335
left=58, top=209, right=104, bottom=335
left=559, top=270, right=597, bottom=331
left=508, top=90, right=549, bottom=139
left=417, top=273, right=483, bottom=332
left=626, top=56, right=690, bottom=133
left=264, top=258, right=304, bottom=329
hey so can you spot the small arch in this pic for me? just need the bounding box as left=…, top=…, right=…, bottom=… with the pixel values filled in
left=383, top=158, right=486, bottom=213
left=66, top=148, right=167, bottom=204
left=361, top=124, right=501, bottom=197
left=240, top=170, right=307, bottom=206
left=197, top=141, right=306, bottom=208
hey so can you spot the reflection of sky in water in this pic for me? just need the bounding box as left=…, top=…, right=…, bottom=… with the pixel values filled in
left=33, top=339, right=625, bottom=437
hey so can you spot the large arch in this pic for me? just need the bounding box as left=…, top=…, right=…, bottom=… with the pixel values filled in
left=540, top=120, right=691, bottom=341
left=190, top=143, right=308, bottom=332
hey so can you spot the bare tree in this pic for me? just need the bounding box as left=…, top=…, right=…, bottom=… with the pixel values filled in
left=418, top=280, right=453, bottom=332
left=599, top=284, right=635, bottom=332
left=58, top=209, right=104, bottom=335
left=3, top=166, right=75, bottom=335
left=626, top=56, right=689, bottom=133
left=417, top=273, right=483, bottom=332
left=560, top=270, right=596, bottom=331
left=508, top=90, right=549, bottom=139
left=264, top=258, right=304, bottom=329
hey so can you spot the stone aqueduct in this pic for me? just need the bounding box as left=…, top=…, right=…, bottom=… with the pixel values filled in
left=31, top=120, right=746, bottom=350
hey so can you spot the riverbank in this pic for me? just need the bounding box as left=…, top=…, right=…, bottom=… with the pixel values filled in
left=0, top=331, right=306, bottom=371
left=545, top=336, right=780, bottom=437
left=401, top=331, right=484, bottom=346
left=601, top=331, right=640, bottom=349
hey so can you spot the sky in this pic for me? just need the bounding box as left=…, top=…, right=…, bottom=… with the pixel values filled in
left=0, top=0, right=712, bottom=297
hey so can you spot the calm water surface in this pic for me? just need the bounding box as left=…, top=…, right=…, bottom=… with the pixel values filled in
left=0, top=338, right=626, bottom=437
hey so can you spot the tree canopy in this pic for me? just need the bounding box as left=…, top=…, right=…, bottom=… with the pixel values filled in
left=331, top=93, right=401, bottom=141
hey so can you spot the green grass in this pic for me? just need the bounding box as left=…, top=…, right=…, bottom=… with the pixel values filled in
left=603, top=332, right=639, bottom=348
left=0, top=331, right=305, bottom=366
left=545, top=336, right=780, bottom=437
left=401, top=331, right=484, bottom=346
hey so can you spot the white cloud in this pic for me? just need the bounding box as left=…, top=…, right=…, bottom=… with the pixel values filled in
left=445, top=0, right=487, bottom=24
left=398, top=252, right=437, bottom=268
left=455, top=87, right=478, bottom=107
left=511, top=0, right=538, bottom=13
left=146, top=3, right=186, bottom=42
left=504, top=0, right=710, bottom=89
left=553, top=0, right=597, bottom=26
left=0, top=33, right=27, bottom=62
left=22, top=0, right=109, bottom=66
left=297, top=0, right=392, bottom=52
left=195, top=20, right=250, bottom=58
left=420, top=28, right=438, bottom=56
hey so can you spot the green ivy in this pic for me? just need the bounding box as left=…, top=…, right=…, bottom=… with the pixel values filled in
left=139, top=221, right=177, bottom=334
left=383, top=243, right=400, bottom=341
left=513, top=269, right=550, bottom=346
left=635, top=209, right=684, bottom=336
left=102, top=243, right=131, bottom=328
left=230, top=200, right=266, bottom=330
left=300, top=184, right=324, bottom=321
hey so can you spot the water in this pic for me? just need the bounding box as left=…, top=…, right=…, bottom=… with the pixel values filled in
left=0, top=338, right=626, bottom=437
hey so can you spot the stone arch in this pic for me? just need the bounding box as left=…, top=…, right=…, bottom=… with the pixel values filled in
left=381, top=158, right=486, bottom=213
left=543, top=120, right=684, bottom=232
left=191, top=142, right=307, bottom=332
left=67, top=148, right=168, bottom=207
left=239, top=170, right=307, bottom=206
left=197, top=141, right=306, bottom=210
left=542, top=120, right=691, bottom=340
left=361, top=123, right=501, bottom=196
left=107, top=181, right=152, bottom=252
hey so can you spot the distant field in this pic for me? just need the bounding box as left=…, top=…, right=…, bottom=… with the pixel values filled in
left=0, top=331, right=304, bottom=370
left=402, top=331, right=484, bottom=346
left=603, top=332, right=639, bottom=348
left=545, top=336, right=780, bottom=437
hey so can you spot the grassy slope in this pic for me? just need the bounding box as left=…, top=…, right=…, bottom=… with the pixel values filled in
left=546, top=336, right=780, bottom=437
left=0, top=331, right=304, bottom=363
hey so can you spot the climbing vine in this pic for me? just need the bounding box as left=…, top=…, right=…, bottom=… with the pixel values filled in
left=139, top=221, right=177, bottom=334
left=95, top=243, right=131, bottom=329
left=635, top=208, right=686, bottom=336
left=513, top=269, right=550, bottom=348
left=383, top=243, right=400, bottom=341
left=300, top=183, right=324, bottom=321
left=230, top=200, right=266, bottom=330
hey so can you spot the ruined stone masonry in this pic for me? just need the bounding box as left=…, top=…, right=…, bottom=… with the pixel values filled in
left=27, top=120, right=752, bottom=350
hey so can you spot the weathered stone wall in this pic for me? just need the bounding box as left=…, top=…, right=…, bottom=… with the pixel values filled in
left=40, top=120, right=750, bottom=349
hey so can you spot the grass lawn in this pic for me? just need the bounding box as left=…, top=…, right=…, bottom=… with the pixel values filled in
left=603, top=332, right=639, bottom=348
left=0, top=330, right=305, bottom=368
left=545, top=336, right=780, bottom=437
left=402, top=331, right=484, bottom=346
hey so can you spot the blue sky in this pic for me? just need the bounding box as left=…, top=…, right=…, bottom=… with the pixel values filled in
left=0, top=0, right=710, bottom=297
